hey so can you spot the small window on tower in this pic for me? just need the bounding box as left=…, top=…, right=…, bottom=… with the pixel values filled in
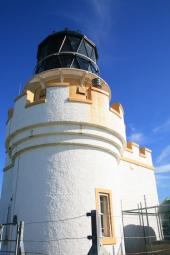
left=34, top=87, right=46, bottom=102
left=99, top=194, right=112, bottom=237
left=96, top=188, right=116, bottom=245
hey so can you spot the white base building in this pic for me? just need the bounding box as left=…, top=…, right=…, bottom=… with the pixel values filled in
left=0, top=31, right=159, bottom=255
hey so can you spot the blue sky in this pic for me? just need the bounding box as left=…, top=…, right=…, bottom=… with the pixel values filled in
left=1, top=0, right=170, bottom=202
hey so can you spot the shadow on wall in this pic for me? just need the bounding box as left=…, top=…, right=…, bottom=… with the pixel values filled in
left=87, top=245, right=97, bottom=255
left=87, top=244, right=111, bottom=255
left=124, top=224, right=156, bottom=254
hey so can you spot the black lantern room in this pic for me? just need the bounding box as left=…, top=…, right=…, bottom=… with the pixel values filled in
left=35, top=30, right=99, bottom=74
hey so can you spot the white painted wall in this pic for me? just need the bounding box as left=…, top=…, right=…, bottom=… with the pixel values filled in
left=118, top=160, right=159, bottom=253
left=11, top=146, right=123, bottom=255
left=0, top=169, right=13, bottom=223
left=1, top=69, right=159, bottom=255
left=119, top=160, right=158, bottom=209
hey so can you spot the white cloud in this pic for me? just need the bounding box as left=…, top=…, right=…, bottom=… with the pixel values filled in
left=155, top=172, right=170, bottom=189
left=128, top=132, right=145, bottom=144
left=91, top=0, right=104, bottom=15
left=156, top=173, right=170, bottom=180
left=156, top=181, right=170, bottom=189
left=127, top=123, right=147, bottom=144
left=56, top=0, right=113, bottom=47
left=153, top=120, right=170, bottom=134
left=155, top=145, right=170, bottom=192
left=87, top=0, right=113, bottom=45
left=156, top=145, right=170, bottom=164
left=155, top=164, right=170, bottom=174
left=90, top=0, right=112, bottom=18
left=155, top=145, right=170, bottom=176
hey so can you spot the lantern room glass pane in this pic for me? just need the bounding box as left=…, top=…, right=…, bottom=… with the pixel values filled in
left=39, top=44, right=48, bottom=60
left=91, top=48, right=96, bottom=62
left=71, top=58, right=80, bottom=69
left=91, top=63, right=98, bottom=74
left=61, top=37, right=72, bottom=52
left=78, top=41, right=87, bottom=56
left=88, top=64, right=92, bottom=72
left=48, top=36, right=64, bottom=54
left=59, top=55, right=73, bottom=67
left=85, top=41, right=93, bottom=58
left=70, top=36, right=81, bottom=51
left=46, top=55, right=61, bottom=69
left=39, top=35, right=64, bottom=60
left=77, top=57, right=89, bottom=70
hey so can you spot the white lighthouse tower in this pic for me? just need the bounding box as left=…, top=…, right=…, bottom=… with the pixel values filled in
left=0, top=30, right=158, bottom=255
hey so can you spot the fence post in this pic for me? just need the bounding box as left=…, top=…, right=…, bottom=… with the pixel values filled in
left=144, top=195, right=153, bottom=255
left=14, top=221, right=25, bottom=255
left=19, top=221, right=25, bottom=255
left=87, top=210, right=100, bottom=255
left=15, top=223, right=20, bottom=255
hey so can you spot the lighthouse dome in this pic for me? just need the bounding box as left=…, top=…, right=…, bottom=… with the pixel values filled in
left=35, top=30, right=99, bottom=74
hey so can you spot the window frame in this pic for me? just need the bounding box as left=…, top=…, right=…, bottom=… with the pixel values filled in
left=95, top=188, right=116, bottom=245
